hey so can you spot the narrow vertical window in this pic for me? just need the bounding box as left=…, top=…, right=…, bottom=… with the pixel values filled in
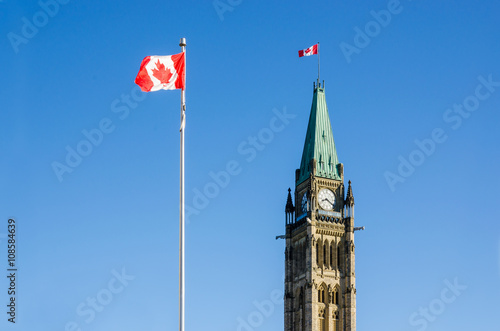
left=318, top=288, right=326, bottom=303
left=337, top=245, right=341, bottom=269
left=333, top=311, right=340, bottom=331
left=319, top=309, right=326, bottom=331
left=323, top=244, right=327, bottom=266
left=316, top=242, right=319, bottom=265
left=330, top=245, right=333, bottom=267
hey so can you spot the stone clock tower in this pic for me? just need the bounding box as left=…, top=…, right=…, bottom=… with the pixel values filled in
left=284, top=82, right=358, bottom=331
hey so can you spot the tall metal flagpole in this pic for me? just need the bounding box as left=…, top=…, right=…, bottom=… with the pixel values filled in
left=179, top=37, right=186, bottom=331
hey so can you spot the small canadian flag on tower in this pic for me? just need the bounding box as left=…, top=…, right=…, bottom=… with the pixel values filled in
left=298, top=44, right=318, bottom=57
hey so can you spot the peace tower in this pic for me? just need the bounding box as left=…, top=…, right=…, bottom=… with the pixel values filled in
left=283, top=81, right=359, bottom=331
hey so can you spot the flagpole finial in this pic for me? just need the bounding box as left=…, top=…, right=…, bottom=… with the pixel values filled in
left=179, top=38, right=186, bottom=47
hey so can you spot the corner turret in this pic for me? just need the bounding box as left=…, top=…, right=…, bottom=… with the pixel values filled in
left=285, top=188, right=295, bottom=225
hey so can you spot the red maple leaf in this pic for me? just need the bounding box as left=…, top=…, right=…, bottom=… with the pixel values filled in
left=151, top=60, right=173, bottom=84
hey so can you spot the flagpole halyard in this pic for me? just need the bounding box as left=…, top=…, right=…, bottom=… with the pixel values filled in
left=179, top=37, right=186, bottom=331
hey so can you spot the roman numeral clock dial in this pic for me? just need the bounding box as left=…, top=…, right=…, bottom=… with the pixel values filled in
left=318, top=188, right=335, bottom=210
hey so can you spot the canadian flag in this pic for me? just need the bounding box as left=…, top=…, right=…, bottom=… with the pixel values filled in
left=135, top=52, right=185, bottom=92
left=298, top=44, right=318, bottom=57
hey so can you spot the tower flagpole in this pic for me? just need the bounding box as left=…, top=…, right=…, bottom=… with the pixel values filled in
left=317, top=42, right=320, bottom=85
left=179, top=37, right=186, bottom=331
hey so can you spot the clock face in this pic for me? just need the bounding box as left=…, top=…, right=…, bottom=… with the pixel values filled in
left=301, top=193, right=308, bottom=213
left=318, top=188, right=335, bottom=210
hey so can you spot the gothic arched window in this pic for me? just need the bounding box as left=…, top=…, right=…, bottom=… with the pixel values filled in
left=333, top=287, right=339, bottom=305
left=318, top=288, right=326, bottom=303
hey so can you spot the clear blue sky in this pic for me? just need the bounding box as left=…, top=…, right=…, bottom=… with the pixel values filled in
left=1, top=0, right=499, bottom=330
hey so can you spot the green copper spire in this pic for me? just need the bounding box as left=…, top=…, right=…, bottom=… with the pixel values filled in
left=297, top=83, right=341, bottom=184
